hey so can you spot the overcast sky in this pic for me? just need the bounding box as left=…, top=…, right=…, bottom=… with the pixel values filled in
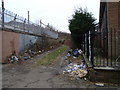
left=2, top=0, right=100, bottom=33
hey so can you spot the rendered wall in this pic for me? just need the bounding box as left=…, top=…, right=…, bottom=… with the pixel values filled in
left=19, top=34, right=38, bottom=51
left=2, top=30, right=19, bottom=63
left=0, top=30, right=2, bottom=63
left=0, top=30, right=39, bottom=63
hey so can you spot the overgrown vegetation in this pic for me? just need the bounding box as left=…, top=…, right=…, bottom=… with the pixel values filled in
left=69, top=8, right=96, bottom=48
left=34, top=45, right=68, bottom=66
left=27, top=37, right=62, bottom=52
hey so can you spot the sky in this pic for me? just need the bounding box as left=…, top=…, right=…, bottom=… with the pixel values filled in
left=1, top=0, right=100, bottom=33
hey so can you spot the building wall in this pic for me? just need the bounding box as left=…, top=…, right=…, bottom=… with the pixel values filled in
left=108, top=2, right=119, bottom=30
left=101, top=5, right=107, bottom=51
left=118, top=2, right=120, bottom=57
left=0, top=30, right=2, bottom=63
left=2, top=30, right=20, bottom=63
left=100, top=2, right=120, bottom=58
left=119, top=2, right=120, bottom=29
left=0, top=30, right=40, bottom=63
left=107, top=2, right=120, bottom=58
left=19, top=34, right=38, bottom=51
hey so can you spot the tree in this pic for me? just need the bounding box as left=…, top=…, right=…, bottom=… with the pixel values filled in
left=69, top=8, right=96, bottom=48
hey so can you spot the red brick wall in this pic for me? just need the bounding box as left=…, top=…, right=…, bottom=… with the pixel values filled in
left=64, top=39, right=73, bottom=48
left=108, top=2, right=119, bottom=30
left=107, top=2, right=120, bottom=58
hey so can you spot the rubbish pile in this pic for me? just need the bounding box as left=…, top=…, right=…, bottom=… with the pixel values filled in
left=63, top=62, right=87, bottom=78
left=70, top=69, right=88, bottom=78
left=21, top=50, right=40, bottom=60
left=7, top=49, right=43, bottom=63
left=67, top=48, right=83, bottom=58
left=62, top=48, right=88, bottom=79
left=8, top=55, right=19, bottom=63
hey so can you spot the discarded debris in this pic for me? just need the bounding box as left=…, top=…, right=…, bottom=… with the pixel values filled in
left=7, top=49, right=40, bottom=63
left=23, top=56, right=31, bottom=60
left=21, top=49, right=42, bottom=61
left=67, top=48, right=83, bottom=58
left=95, top=83, right=104, bottom=87
left=62, top=48, right=87, bottom=79
left=84, top=78, right=87, bottom=81
left=70, top=69, right=88, bottom=78
left=63, top=62, right=87, bottom=78
left=78, top=49, right=83, bottom=55
left=72, top=49, right=80, bottom=57
left=66, top=53, right=71, bottom=57
left=79, top=60, right=87, bottom=70
left=63, top=63, right=81, bottom=73
left=8, top=55, right=19, bottom=63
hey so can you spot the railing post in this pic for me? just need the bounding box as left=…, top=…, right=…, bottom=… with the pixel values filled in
left=28, top=11, right=29, bottom=25
left=83, top=34, right=85, bottom=53
left=23, top=18, right=26, bottom=32
left=89, top=31, right=93, bottom=65
left=40, top=20, right=42, bottom=27
left=14, top=14, right=17, bottom=29
left=2, top=0, right=5, bottom=30
left=85, top=33, right=87, bottom=56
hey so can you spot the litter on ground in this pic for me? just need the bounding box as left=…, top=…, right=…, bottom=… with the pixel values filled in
left=62, top=48, right=88, bottom=79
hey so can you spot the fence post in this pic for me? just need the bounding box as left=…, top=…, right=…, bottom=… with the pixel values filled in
left=23, top=18, right=26, bottom=32
left=40, top=20, right=42, bottom=27
left=89, top=31, right=93, bottom=65
left=89, top=31, right=91, bottom=62
left=83, top=34, right=85, bottom=53
left=28, top=11, right=29, bottom=25
left=2, top=0, right=5, bottom=29
left=85, top=33, right=87, bottom=56
left=14, top=14, right=17, bottom=29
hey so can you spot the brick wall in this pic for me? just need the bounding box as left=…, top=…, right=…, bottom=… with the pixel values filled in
left=108, top=2, right=119, bottom=29
left=107, top=2, right=120, bottom=58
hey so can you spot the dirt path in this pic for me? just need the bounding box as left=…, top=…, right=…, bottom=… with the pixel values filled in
left=2, top=46, right=120, bottom=88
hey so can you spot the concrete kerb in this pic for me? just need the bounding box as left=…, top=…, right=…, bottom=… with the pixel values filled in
left=83, top=54, right=120, bottom=84
left=82, top=54, right=95, bottom=82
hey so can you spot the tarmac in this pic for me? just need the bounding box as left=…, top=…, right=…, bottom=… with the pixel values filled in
left=2, top=47, right=120, bottom=88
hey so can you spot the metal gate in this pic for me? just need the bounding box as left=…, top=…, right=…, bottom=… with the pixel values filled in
left=83, top=29, right=120, bottom=69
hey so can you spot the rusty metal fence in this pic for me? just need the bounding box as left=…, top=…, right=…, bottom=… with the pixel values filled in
left=83, top=29, right=120, bottom=69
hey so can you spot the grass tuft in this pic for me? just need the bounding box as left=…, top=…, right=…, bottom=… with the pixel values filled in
left=34, top=45, right=68, bottom=67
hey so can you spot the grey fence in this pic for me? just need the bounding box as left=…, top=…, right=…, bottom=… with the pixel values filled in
left=0, top=7, right=58, bottom=39
left=83, top=29, right=120, bottom=69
